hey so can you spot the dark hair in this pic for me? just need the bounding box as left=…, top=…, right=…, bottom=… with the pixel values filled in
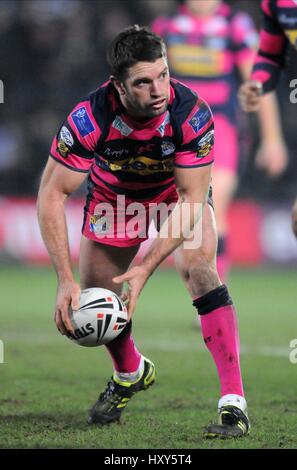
left=107, top=25, right=167, bottom=81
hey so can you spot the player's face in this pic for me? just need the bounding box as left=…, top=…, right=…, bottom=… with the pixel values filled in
left=121, top=57, right=170, bottom=120
left=186, top=0, right=221, bottom=16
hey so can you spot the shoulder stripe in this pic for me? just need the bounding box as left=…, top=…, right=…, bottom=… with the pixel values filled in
left=49, top=154, right=90, bottom=173
left=174, top=160, right=214, bottom=169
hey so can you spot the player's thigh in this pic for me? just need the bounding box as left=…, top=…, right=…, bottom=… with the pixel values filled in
left=79, top=236, right=139, bottom=294
left=174, top=204, right=219, bottom=296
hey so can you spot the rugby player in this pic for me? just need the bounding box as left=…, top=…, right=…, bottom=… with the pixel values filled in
left=37, top=26, right=250, bottom=438
left=238, top=0, right=297, bottom=237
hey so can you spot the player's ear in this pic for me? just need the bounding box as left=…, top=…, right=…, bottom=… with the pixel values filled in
left=110, top=76, right=126, bottom=96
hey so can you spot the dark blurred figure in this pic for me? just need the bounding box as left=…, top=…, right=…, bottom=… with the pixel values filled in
left=152, top=0, right=288, bottom=282
left=0, top=0, right=296, bottom=205
left=238, top=0, right=297, bottom=237
left=0, top=0, right=153, bottom=194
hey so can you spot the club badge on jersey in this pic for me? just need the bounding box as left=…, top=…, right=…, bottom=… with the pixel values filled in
left=196, top=130, right=214, bottom=159
left=57, top=126, right=74, bottom=158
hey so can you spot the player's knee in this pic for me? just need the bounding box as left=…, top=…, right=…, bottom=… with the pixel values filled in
left=187, top=252, right=219, bottom=296
left=193, top=284, right=233, bottom=316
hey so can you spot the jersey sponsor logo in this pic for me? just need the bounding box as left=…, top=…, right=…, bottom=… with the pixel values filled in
left=59, top=126, right=74, bottom=147
left=157, top=111, right=170, bottom=137
left=196, top=130, right=214, bottom=159
left=100, top=155, right=174, bottom=176
left=285, top=29, right=297, bottom=48
left=161, top=142, right=175, bottom=157
left=112, top=116, right=133, bottom=137
left=71, top=106, right=95, bottom=137
left=104, top=148, right=130, bottom=159
left=189, top=105, right=210, bottom=133
left=278, top=14, right=297, bottom=27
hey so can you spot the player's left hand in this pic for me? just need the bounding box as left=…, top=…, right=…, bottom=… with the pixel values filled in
left=113, top=265, right=151, bottom=320
left=255, top=140, right=289, bottom=178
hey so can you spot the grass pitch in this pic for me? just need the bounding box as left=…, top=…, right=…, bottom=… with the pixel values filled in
left=0, top=265, right=296, bottom=449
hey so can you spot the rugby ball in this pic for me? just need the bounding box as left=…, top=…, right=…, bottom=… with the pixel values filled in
left=69, top=287, right=128, bottom=347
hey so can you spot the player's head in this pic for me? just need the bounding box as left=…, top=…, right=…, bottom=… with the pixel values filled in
left=107, top=25, right=170, bottom=120
left=182, top=0, right=221, bottom=16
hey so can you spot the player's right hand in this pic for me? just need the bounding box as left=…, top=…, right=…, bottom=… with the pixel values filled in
left=54, top=279, right=81, bottom=336
left=238, top=80, right=263, bottom=112
left=113, top=265, right=151, bottom=321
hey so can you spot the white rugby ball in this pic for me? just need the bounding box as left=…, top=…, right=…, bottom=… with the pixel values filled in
left=69, top=287, right=128, bottom=347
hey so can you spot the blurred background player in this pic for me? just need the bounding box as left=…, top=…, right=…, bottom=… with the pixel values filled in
left=152, top=0, right=288, bottom=283
left=238, top=0, right=297, bottom=238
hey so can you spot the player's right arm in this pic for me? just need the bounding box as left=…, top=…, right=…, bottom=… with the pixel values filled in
left=37, top=98, right=99, bottom=335
left=37, top=157, right=88, bottom=336
left=238, top=0, right=288, bottom=112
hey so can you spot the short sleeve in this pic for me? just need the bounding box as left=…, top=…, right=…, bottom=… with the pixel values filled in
left=50, top=100, right=101, bottom=173
left=174, top=98, right=214, bottom=169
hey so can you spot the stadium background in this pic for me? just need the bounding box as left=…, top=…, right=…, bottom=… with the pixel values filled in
left=0, top=0, right=296, bottom=450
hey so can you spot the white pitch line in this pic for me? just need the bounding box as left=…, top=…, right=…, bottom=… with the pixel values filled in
left=140, top=339, right=290, bottom=358
left=0, top=332, right=291, bottom=358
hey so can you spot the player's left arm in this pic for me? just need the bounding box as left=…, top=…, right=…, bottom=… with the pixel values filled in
left=141, top=163, right=212, bottom=272
left=253, top=91, right=288, bottom=177
left=238, top=60, right=288, bottom=178
left=233, top=9, right=288, bottom=178
left=238, top=0, right=289, bottom=111
left=113, top=164, right=212, bottom=319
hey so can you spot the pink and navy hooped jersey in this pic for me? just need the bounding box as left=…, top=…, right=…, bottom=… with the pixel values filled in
left=152, top=3, right=257, bottom=123
left=50, top=80, right=214, bottom=203
left=251, top=0, right=297, bottom=93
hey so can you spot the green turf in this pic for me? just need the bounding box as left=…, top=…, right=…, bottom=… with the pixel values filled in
left=0, top=265, right=296, bottom=449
